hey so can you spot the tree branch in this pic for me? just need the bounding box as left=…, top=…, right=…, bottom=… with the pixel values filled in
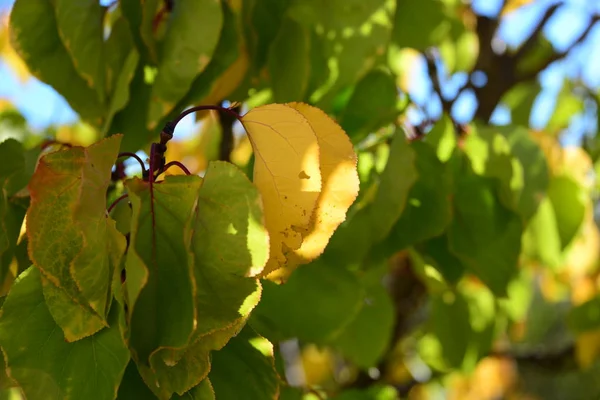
left=518, top=15, right=600, bottom=81
left=513, top=3, right=562, bottom=60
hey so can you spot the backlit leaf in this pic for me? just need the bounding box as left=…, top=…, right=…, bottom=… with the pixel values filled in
left=272, top=103, right=359, bottom=279
left=190, top=161, right=266, bottom=339
left=241, top=104, right=322, bottom=274
left=0, top=267, right=130, bottom=400
left=54, top=0, right=106, bottom=103
left=547, top=175, right=586, bottom=249
left=9, top=0, right=105, bottom=123
left=27, top=135, right=125, bottom=340
left=148, top=0, right=224, bottom=128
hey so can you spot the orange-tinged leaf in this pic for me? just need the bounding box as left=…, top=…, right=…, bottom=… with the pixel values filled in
left=27, top=135, right=125, bottom=340
left=241, top=104, right=322, bottom=274
left=269, top=103, right=359, bottom=279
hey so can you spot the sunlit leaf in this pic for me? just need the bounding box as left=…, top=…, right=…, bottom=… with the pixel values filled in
left=190, top=161, right=266, bottom=338
left=547, top=175, right=586, bottom=249
left=241, top=103, right=322, bottom=274
left=272, top=103, right=359, bottom=279
left=0, top=267, right=130, bottom=400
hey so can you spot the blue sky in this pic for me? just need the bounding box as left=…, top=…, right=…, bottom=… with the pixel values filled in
left=0, top=0, right=599, bottom=143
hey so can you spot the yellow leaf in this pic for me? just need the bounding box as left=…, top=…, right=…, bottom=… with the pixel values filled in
left=268, top=102, right=359, bottom=280
left=241, top=104, right=322, bottom=275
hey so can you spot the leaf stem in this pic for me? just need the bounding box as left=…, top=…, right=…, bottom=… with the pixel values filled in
left=162, top=161, right=191, bottom=176
left=117, top=152, right=147, bottom=173
left=107, top=193, right=129, bottom=215
left=170, top=105, right=242, bottom=130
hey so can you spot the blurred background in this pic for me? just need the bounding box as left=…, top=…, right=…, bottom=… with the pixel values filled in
left=4, top=0, right=600, bottom=399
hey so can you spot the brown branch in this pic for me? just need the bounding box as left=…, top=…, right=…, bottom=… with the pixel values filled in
left=513, top=3, right=562, bottom=60
left=217, top=102, right=241, bottom=162
left=518, top=15, right=600, bottom=81
left=424, top=51, right=453, bottom=114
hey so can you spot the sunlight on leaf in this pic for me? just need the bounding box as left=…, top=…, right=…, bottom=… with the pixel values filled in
left=269, top=103, right=359, bottom=280
left=241, top=104, right=323, bottom=275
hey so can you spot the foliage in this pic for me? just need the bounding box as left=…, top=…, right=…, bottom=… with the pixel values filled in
left=1, top=0, right=600, bottom=399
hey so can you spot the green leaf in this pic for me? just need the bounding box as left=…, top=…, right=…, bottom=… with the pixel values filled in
left=148, top=0, right=224, bottom=129
left=250, top=261, right=363, bottom=343
left=568, top=295, right=600, bottom=334
left=501, top=82, right=541, bottom=127
left=125, top=175, right=200, bottom=363
left=332, top=385, right=398, bottom=400
left=169, top=2, right=240, bottom=112
left=418, top=234, right=466, bottom=285
left=340, top=69, right=398, bottom=142
left=172, top=380, right=215, bottom=400
left=268, top=17, right=310, bottom=103
left=0, top=267, right=130, bottom=400
left=392, top=0, right=449, bottom=50
left=464, top=124, right=518, bottom=210
left=368, top=132, right=418, bottom=242
left=243, top=0, right=292, bottom=71
left=209, top=331, right=279, bottom=400
left=448, top=168, right=522, bottom=296
left=334, top=282, right=394, bottom=369
left=429, top=291, right=471, bottom=368
left=522, top=196, right=562, bottom=269
left=139, top=0, right=161, bottom=62
left=27, top=135, right=125, bottom=340
left=54, top=0, right=106, bottom=103
left=9, top=0, right=105, bottom=123
left=498, top=126, right=549, bottom=221
left=102, top=17, right=140, bottom=135
left=425, top=114, right=456, bottom=162
left=379, top=141, right=452, bottom=254
left=190, top=161, right=266, bottom=338
left=116, top=362, right=157, bottom=399
left=108, top=62, right=153, bottom=152
left=546, top=82, right=584, bottom=131
left=0, top=139, right=30, bottom=285
left=547, top=175, right=586, bottom=249
left=326, top=132, right=417, bottom=264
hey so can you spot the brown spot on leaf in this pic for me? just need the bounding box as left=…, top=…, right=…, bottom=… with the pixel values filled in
left=298, top=170, right=310, bottom=179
